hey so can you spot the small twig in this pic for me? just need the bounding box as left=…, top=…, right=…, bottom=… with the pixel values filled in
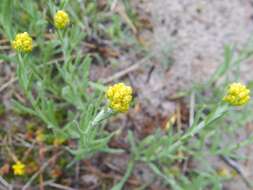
left=219, top=155, right=252, bottom=189
left=0, top=45, right=11, bottom=50
left=145, top=65, right=155, bottom=83
left=22, top=151, right=63, bottom=190
left=22, top=141, right=36, bottom=162
left=114, top=2, right=137, bottom=34
left=0, top=184, right=7, bottom=190
left=101, top=54, right=152, bottom=84
left=85, top=163, right=139, bottom=186
left=74, top=161, right=80, bottom=189
left=0, top=39, right=9, bottom=44
left=46, top=182, right=77, bottom=190
left=0, top=176, right=11, bottom=190
left=39, top=174, right=44, bottom=190
left=4, top=138, right=18, bottom=163
left=205, top=140, right=252, bottom=188
left=189, top=91, right=195, bottom=127
left=176, top=103, right=181, bottom=131
left=102, top=63, right=140, bottom=83
left=15, top=134, right=34, bottom=148
left=36, top=180, right=54, bottom=189
left=38, top=142, right=45, bottom=190
left=0, top=77, right=17, bottom=93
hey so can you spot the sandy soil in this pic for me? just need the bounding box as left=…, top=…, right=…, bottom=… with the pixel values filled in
left=142, top=0, right=253, bottom=81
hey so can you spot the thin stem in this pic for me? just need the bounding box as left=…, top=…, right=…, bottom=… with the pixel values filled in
left=111, top=160, right=135, bottom=190
left=169, top=104, right=229, bottom=153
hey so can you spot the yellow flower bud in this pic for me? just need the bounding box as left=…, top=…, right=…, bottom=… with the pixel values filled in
left=35, top=129, right=45, bottom=143
left=223, top=83, right=250, bottom=106
left=12, top=32, right=33, bottom=53
left=12, top=161, right=25, bottom=176
left=54, top=10, right=70, bottom=29
left=106, top=83, right=133, bottom=112
left=217, top=167, right=230, bottom=178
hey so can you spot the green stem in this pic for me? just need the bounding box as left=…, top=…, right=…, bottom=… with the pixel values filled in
left=17, top=53, right=29, bottom=94
left=149, top=163, right=182, bottom=190
left=111, top=160, right=135, bottom=190
left=169, top=104, right=229, bottom=153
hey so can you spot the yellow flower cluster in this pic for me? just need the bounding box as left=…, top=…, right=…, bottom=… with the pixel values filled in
left=223, top=82, right=250, bottom=106
left=54, top=10, right=70, bottom=29
left=12, top=161, right=25, bottom=176
left=106, top=83, right=133, bottom=112
left=12, top=32, right=33, bottom=53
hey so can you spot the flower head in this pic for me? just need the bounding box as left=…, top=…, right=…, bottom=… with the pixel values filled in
left=106, top=83, right=133, bottom=112
left=54, top=10, right=70, bottom=29
left=12, top=161, right=25, bottom=176
left=12, top=32, right=33, bottom=53
left=223, top=82, right=250, bottom=106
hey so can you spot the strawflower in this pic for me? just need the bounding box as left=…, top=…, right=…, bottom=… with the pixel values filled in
left=106, top=83, right=133, bottom=112
left=54, top=10, right=70, bottom=29
left=223, top=82, right=250, bottom=106
left=12, top=32, right=33, bottom=53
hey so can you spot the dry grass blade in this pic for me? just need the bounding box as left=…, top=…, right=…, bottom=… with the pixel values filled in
left=22, top=151, right=64, bottom=190
left=101, top=54, right=152, bottom=84
left=0, top=77, right=17, bottom=93
left=220, top=155, right=252, bottom=189
left=0, top=176, right=12, bottom=190
left=46, top=182, right=77, bottom=190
